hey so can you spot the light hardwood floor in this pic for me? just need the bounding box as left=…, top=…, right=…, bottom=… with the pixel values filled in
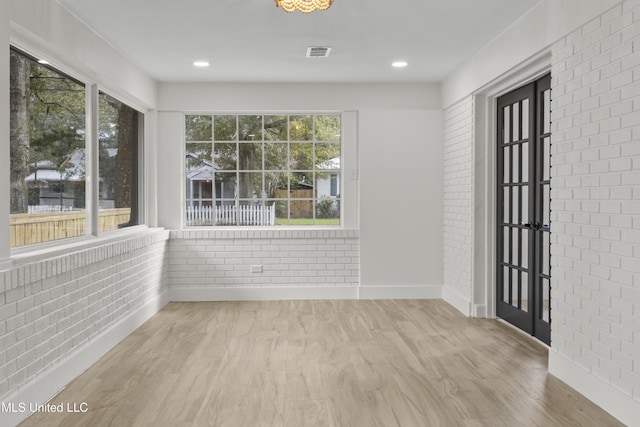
left=20, top=300, right=623, bottom=427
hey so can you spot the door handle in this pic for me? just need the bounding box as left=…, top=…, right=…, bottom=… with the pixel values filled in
left=521, top=222, right=541, bottom=230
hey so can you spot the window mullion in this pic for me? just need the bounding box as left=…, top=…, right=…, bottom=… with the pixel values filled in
left=86, top=84, right=100, bottom=236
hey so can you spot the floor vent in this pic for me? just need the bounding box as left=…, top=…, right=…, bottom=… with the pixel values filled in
left=306, top=46, right=332, bottom=58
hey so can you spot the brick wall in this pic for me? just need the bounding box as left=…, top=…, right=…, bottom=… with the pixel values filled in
left=169, top=229, right=360, bottom=292
left=443, top=96, right=475, bottom=310
left=0, top=229, right=170, bottom=402
left=550, top=0, right=640, bottom=401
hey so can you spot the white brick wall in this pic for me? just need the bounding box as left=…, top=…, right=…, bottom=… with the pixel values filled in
left=0, top=229, right=169, bottom=402
left=169, top=229, right=360, bottom=289
left=550, top=0, right=640, bottom=401
left=443, top=96, right=474, bottom=305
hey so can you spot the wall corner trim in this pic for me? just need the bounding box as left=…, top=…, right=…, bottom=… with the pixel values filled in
left=548, top=350, right=640, bottom=427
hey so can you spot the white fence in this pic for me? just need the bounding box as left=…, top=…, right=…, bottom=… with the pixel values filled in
left=28, top=205, right=76, bottom=214
left=186, top=204, right=276, bottom=226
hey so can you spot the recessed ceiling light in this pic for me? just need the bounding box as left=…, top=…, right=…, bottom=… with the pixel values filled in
left=193, top=61, right=210, bottom=67
left=392, top=61, right=408, bottom=68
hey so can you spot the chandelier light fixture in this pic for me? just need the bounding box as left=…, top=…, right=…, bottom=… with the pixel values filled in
left=275, top=0, right=334, bottom=13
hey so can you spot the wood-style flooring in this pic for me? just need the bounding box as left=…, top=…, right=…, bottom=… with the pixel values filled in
left=20, top=300, right=624, bottom=427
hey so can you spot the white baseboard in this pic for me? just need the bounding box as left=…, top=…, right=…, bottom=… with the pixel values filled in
left=358, top=284, right=442, bottom=300
left=170, top=286, right=359, bottom=301
left=442, top=286, right=471, bottom=316
left=549, top=350, right=640, bottom=427
left=0, top=289, right=170, bottom=427
left=472, top=304, right=487, bottom=318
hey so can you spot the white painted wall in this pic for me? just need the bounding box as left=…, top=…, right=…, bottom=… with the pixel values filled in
left=359, top=109, right=444, bottom=295
left=442, top=0, right=622, bottom=108
left=158, top=83, right=444, bottom=296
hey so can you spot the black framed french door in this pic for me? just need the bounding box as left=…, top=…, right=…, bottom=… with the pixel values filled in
left=496, top=74, right=551, bottom=345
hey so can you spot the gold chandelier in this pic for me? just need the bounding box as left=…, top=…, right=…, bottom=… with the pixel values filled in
left=274, top=0, right=334, bottom=13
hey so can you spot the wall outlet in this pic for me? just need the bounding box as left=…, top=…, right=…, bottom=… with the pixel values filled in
left=250, top=265, right=263, bottom=273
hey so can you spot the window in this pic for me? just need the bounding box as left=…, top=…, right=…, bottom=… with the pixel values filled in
left=9, top=47, right=143, bottom=248
left=185, top=114, right=341, bottom=226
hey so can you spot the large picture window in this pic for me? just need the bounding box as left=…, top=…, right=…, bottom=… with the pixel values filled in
left=9, top=47, right=143, bottom=248
left=185, top=114, right=341, bottom=226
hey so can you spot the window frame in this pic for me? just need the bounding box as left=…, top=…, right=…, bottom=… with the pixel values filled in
left=183, top=112, right=343, bottom=228
left=7, top=45, right=147, bottom=255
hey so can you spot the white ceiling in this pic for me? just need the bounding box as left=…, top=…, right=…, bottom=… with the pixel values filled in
left=56, top=0, right=539, bottom=84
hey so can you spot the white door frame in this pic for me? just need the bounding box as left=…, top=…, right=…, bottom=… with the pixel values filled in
left=471, top=49, right=551, bottom=319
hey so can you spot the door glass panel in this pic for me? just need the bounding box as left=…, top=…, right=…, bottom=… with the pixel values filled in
left=513, top=102, right=520, bottom=142
left=522, top=186, right=529, bottom=227
left=504, top=147, right=510, bottom=183
left=543, top=137, right=551, bottom=181
left=522, top=99, right=529, bottom=139
left=543, top=90, right=551, bottom=134
left=521, top=272, right=529, bottom=312
left=504, top=106, right=510, bottom=144
left=542, top=278, right=550, bottom=322
left=512, top=144, right=520, bottom=183
left=503, top=267, right=510, bottom=304
left=543, top=232, right=550, bottom=276
left=504, top=187, right=510, bottom=224
left=504, top=227, right=510, bottom=263
left=512, top=187, right=519, bottom=224
left=521, top=229, right=528, bottom=270
left=543, top=184, right=550, bottom=227
left=512, top=269, right=519, bottom=308
left=522, top=142, right=529, bottom=182
left=512, top=227, right=519, bottom=266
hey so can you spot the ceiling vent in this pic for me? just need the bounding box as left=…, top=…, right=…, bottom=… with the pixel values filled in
left=306, top=46, right=332, bottom=58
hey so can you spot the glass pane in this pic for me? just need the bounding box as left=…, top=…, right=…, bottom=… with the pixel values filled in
left=503, top=227, right=510, bottom=263
left=238, top=115, right=263, bottom=141
left=264, top=143, right=288, bottom=170
left=543, top=89, right=551, bottom=134
left=543, top=137, right=551, bottom=181
left=290, top=172, right=314, bottom=195
left=512, top=268, right=519, bottom=308
left=265, top=172, right=289, bottom=198
left=521, top=224, right=529, bottom=270
left=264, top=115, right=288, bottom=141
left=98, top=92, right=141, bottom=230
left=214, top=115, right=237, bottom=141
left=274, top=201, right=290, bottom=226
left=314, top=115, right=341, bottom=141
left=542, top=278, right=551, bottom=322
left=315, top=198, right=340, bottom=225
left=543, top=232, right=550, bottom=276
left=513, top=102, right=520, bottom=142
left=503, top=147, right=510, bottom=183
left=316, top=172, right=340, bottom=199
left=315, top=142, right=341, bottom=169
left=522, top=142, right=529, bottom=183
left=214, top=143, right=237, bottom=170
left=522, top=186, right=529, bottom=228
left=237, top=200, right=274, bottom=226
left=290, top=200, right=314, bottom=224
left=214, top=172, right=237, bottom=200
left=522, top=99, right=529, bottom=140
left=186, top=203, right=213, bottom=226
left=512, top=144, right=520, bottom=183
left=512, top=186, right=519, bottom=224
left=503, top=106, right=510, bottom=144
left=521, top=272, right=529, bottom=312
left=289, top=115, right=313, bottom=140
left=186, top=115, right=212, bottom=142
left=238, top=143, right=262, bottom=171
left=512, top=225, right=519, bottom=267
left=215, top=202, right=238, bottom=226
left=503, top=187, right=510, bottom=224
left=10, top=49, right=87, bottom=247
left=543, top=184, right=550, bottom=227
left=503, top=266, right=510, bottom=304
left=238, top=172, right=263, bottom=199
left=290, top=142, right=313, bottom=170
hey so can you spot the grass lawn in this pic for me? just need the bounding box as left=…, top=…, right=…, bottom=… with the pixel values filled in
left=275, top=218, right=340, bottom=226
